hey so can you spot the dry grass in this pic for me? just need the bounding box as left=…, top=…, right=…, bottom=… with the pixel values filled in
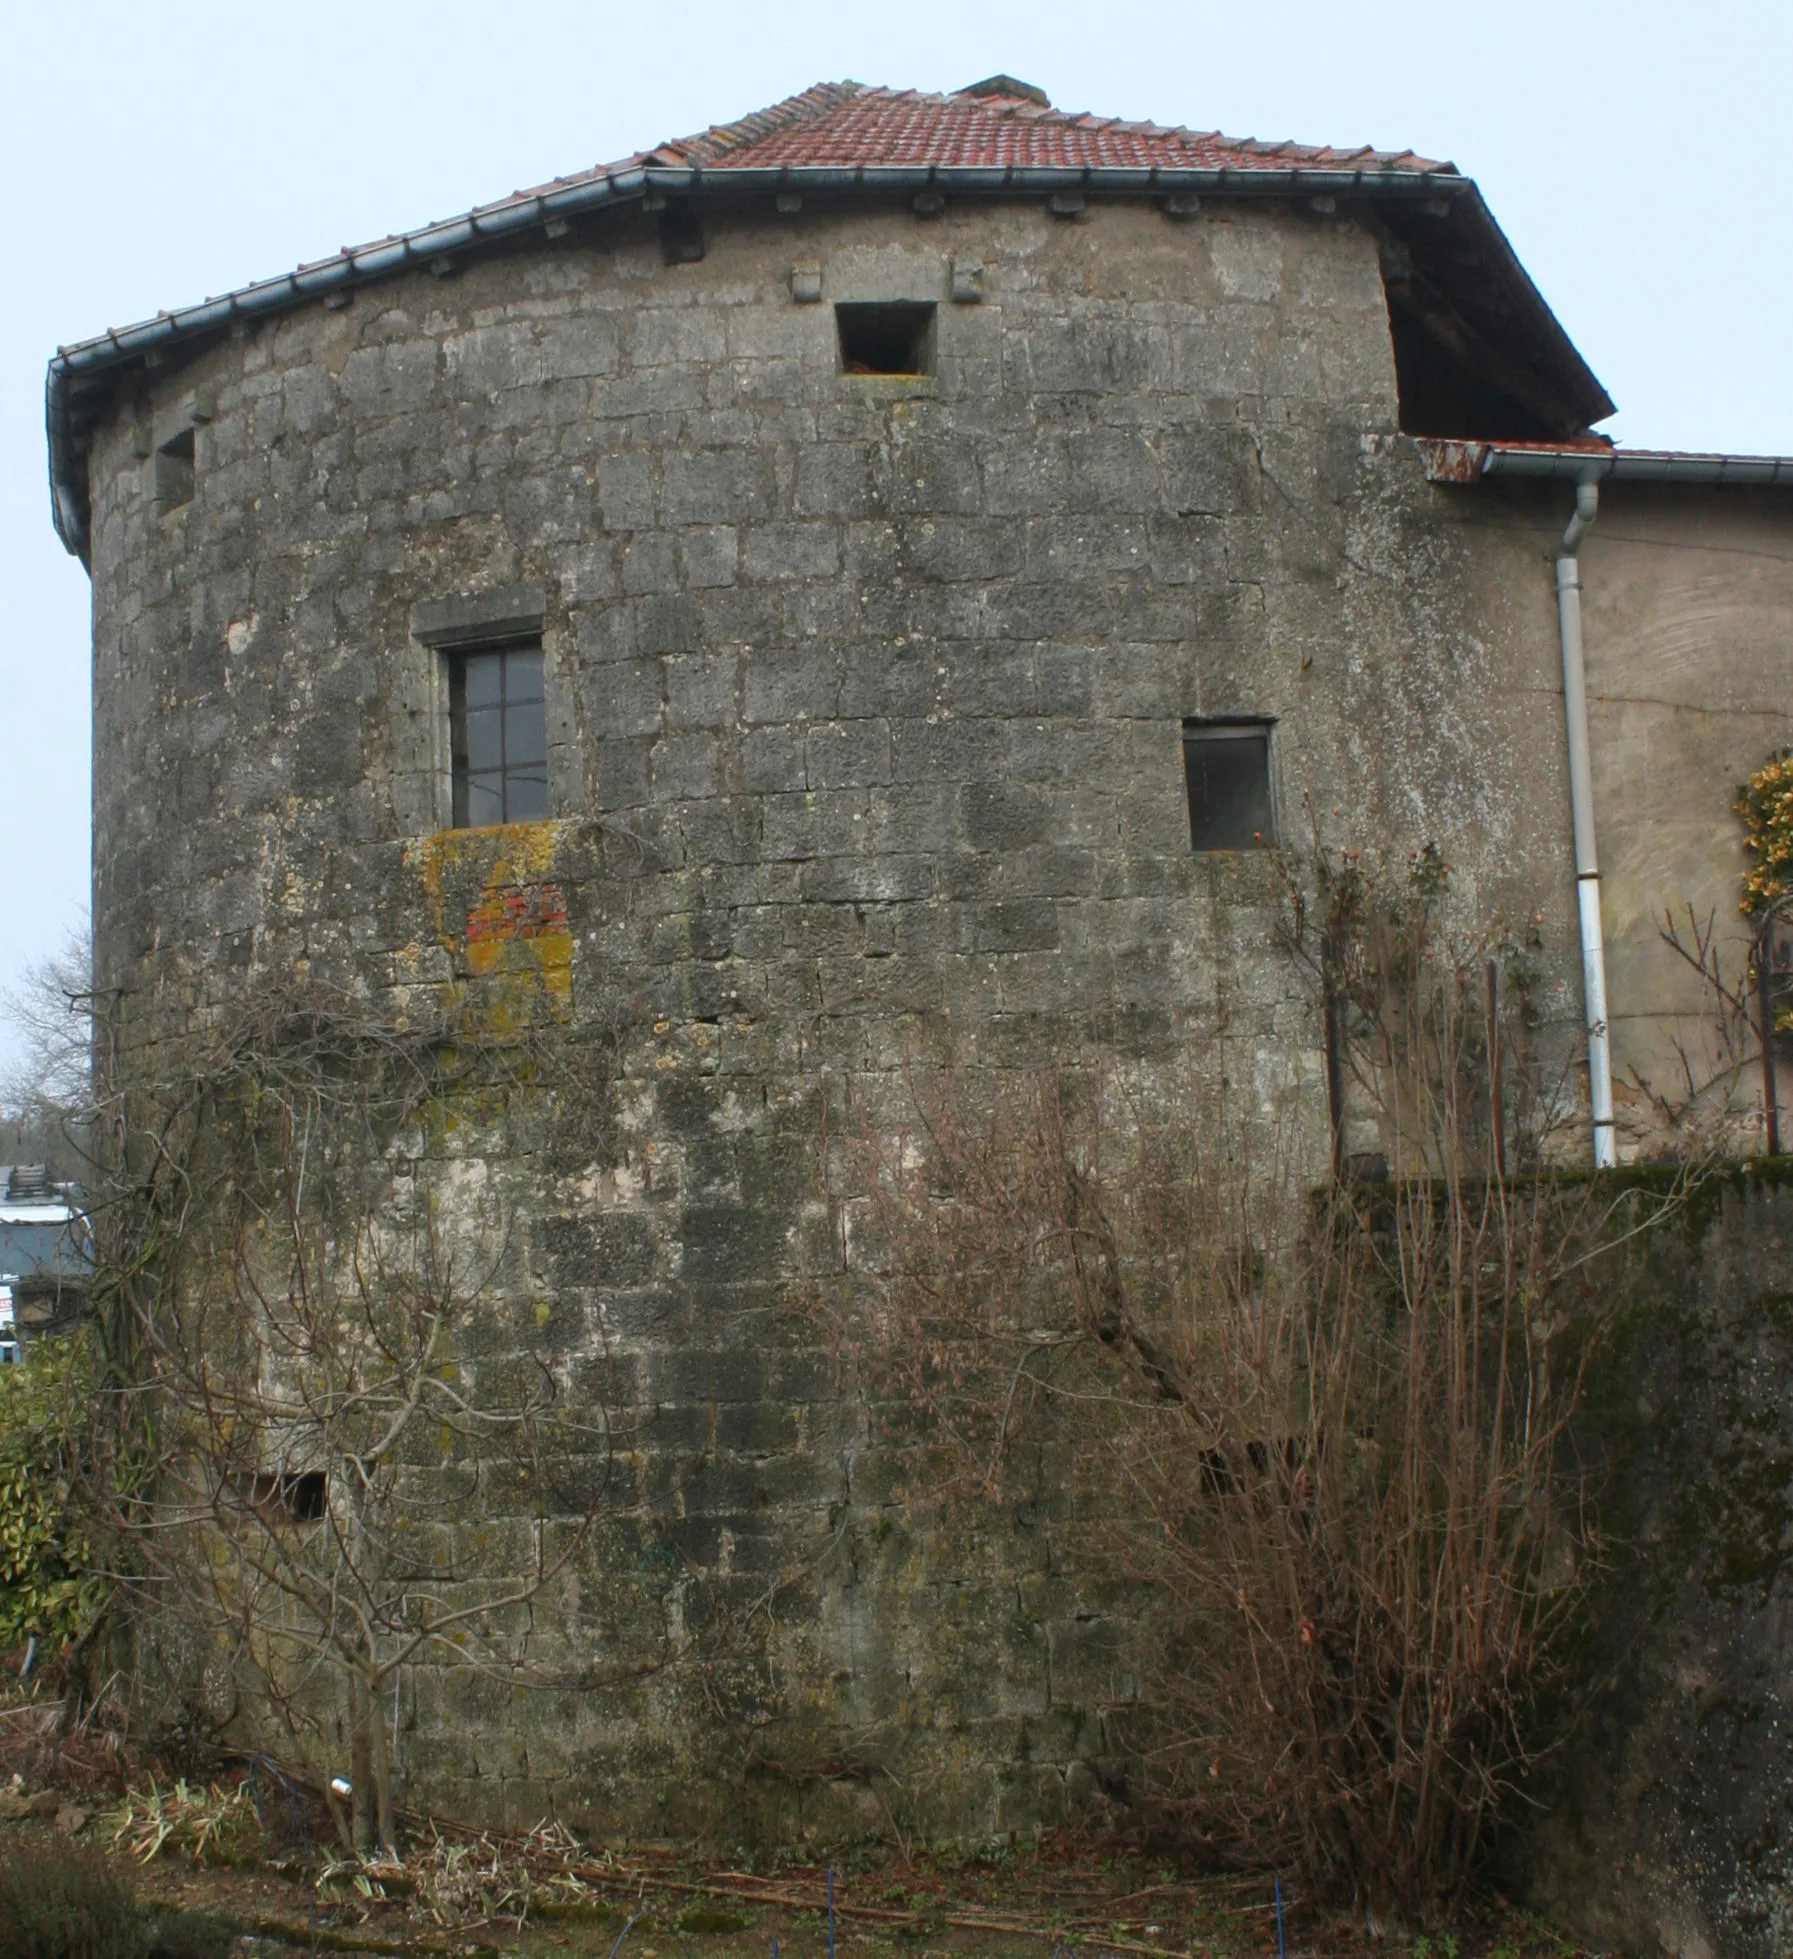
left=0, top=1681, right=134, bottom=1798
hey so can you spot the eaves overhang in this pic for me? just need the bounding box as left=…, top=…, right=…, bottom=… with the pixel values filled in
left=46, top=160, right=1610, bottom=565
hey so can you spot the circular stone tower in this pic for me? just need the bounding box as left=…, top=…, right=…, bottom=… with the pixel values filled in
left=52, top=80, right=1594, bottom=1836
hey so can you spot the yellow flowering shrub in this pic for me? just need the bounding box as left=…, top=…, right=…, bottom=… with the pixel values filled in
left=1737, top=749, right=1793, bottom=919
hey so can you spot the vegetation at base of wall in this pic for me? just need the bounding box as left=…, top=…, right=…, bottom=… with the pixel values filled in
left=0, top=1835, right=143, bottom=1959
left=0, top=1835, right=237, bottom=1959
left=842, top=852, right=1693, bottom=1931
left=0, top=1336, right=106, bottom=1651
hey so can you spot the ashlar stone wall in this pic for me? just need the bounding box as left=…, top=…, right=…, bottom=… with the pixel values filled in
left=87, top=192, right=1588, bottom=1834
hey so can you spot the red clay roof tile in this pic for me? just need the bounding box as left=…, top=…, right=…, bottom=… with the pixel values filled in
left=651, top=82, right=1449, bottom=177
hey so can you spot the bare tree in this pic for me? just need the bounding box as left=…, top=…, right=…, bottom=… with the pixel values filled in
left=77, top=983, right=643, bottom=1855
left=0, top=923, right=92, bottom=1173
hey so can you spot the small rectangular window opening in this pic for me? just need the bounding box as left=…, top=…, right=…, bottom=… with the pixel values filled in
left=837, top=301, right=936, bottom=375
left=449, top=642, right=549, bottom=827
left=154, top=427, right=195, bottom=510
left=238, top=1469, right=328, bottom=1526
left=1183, top=719, right=1276, bottom=852
left=283, top=1470, right=328, bottom=1523
left=658, top=199, right=705, bottom=264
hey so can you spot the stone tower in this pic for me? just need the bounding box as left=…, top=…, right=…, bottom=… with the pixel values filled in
left=49, top=79, right=1620, bottom=1834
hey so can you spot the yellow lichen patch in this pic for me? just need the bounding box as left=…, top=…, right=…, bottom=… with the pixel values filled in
left=408, top=819, right=569, bottom=940
left=407, top=820, right=574, bottom=1023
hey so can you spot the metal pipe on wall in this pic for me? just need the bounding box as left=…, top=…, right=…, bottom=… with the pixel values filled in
left=1555, top=479, right=1617, bottom=1168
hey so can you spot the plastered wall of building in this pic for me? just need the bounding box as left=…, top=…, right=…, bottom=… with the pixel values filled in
left=1578, top=489, right=1793, bottom=1147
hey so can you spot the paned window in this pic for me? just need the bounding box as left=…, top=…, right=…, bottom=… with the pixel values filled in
left=1183, top=719, right=1276, bottom=851
left=449, top=643, right=548, bottom=827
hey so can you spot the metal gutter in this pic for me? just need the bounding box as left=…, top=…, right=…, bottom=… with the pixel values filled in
left=1490, top=448, right=1793, bottom=485
left=50, top=160, right=1474, bottom=371
left=46, top=160, right=1483, bottom=562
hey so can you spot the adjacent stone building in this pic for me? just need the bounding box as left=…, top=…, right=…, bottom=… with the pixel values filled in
left=43, top=73, right=1793, bottom=1937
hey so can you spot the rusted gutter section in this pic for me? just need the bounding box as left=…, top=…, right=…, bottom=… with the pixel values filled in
left=1418, top=438, right=1793, bottom=485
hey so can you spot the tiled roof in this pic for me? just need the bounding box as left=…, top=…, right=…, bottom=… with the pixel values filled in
left=47, top=78, right=1607, bottom=563
left=609, top=80, right=1448, bottom=180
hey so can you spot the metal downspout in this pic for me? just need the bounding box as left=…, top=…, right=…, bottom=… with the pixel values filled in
left=1555, top=479, right=1616, bottom=1168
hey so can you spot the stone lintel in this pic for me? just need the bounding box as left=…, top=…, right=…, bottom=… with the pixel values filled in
left=411, top=583, right=546, bottom=649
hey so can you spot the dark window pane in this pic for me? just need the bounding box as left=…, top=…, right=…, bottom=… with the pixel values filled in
left=503, top=647, right=543, bottom=704
left=463, top=652, right=504, bottom=710
left=465, top=774, right=505, bottom=828
left=506, top=768, right=549, bottom=821
left=1184, top=730, right=1275, bottom=851
left=464, top=706, right=504, bottom=774
left=450, top=642, right=550, bottom=829
left=504, top=697, right=548, bottom=770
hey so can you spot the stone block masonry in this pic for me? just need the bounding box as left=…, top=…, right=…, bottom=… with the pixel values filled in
left=87, top=192, right=1590, bottom=1837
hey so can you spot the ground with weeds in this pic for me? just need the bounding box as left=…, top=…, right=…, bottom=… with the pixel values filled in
left=0, top=1782, right=1605, bottom=1959
left=0, top=1677, right=1603, bottom=1959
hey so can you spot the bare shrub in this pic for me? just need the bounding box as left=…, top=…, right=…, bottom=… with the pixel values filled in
left=0, top=1834, right=143, bottom=1959
left=74, top=982, right=641, bottom=1855
left=846, top=854, right=1689, bottom=1928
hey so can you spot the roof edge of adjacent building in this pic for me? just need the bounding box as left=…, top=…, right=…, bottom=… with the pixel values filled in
left=1418, top=437, right=1793, bottom=488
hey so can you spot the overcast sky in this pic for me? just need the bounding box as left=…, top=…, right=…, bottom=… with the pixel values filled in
left=3, top=0, right=1789, bottom=1078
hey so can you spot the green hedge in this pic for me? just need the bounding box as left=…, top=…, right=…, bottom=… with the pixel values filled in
left=0, top=1338, right=103, bottom=1650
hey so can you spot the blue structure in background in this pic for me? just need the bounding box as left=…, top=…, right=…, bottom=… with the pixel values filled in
left=0, top=1166, right=88, bottom=1360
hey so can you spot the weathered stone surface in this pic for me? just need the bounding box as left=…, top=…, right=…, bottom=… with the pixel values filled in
left=1518, top=1171, right=1793, bottom=1959
left=81, top=185, right=1793, bottom=1880
left=76, top=197, right=1573, bottom=1840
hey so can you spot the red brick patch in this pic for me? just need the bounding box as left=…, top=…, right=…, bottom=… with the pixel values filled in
left=464, top=881, right=569, bottom=947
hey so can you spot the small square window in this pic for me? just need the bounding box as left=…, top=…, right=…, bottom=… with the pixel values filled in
left=1183, top=720, right=1276, bottom=851
left=449, top=642, right=548, bottom=827
left=837, top=301, right=936, bottom=375
left=237, top=1469, right=327, bottom=1527
left=154, top=428, right=195, bottom=510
